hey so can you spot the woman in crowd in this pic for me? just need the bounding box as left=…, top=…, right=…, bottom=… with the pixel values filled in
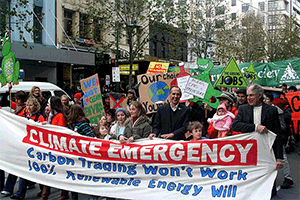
left=110, top=108, right=128, bottom=139
left=119, top=101, right=151, bottom=143
left=9, top=98, right=45, bottom=199
left=43, top=105, right=50, bottom=121
left=61, top=95, right=70, bottom=107
left=68, top=104, right=94, bottom=138
left=40, top=96, right=68, bottom=200
left=67, top=104, right=94, bottom=200
left=106, top=109, right=116, bottom=133
left=1, top=90, right=28, bottom=197
left=29, top=86, right=47, bottom=114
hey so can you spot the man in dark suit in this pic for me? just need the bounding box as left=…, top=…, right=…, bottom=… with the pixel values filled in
left=232, top=83, right=283, bottom=197
left=149, top=86, right=190, bottom=140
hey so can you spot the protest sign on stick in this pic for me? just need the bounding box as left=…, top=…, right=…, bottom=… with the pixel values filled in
left=80, top=74, right=105, bottom=124
left=185, top=77, right=209, bottom=99
left=137, top=72, right=179, bottom=114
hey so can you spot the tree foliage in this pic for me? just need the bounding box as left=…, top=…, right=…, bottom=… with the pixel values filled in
left=216, top=11, right=300, bottom=64
left=0, top=0, right=34, bottom=47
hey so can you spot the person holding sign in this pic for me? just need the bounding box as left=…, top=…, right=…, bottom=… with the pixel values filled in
left=149, top=86, right=190, bottom=140
left=119, top=101, right=151, bottom=143
left=232, top=83, right=284, bottom=198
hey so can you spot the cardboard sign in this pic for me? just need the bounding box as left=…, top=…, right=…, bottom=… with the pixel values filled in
left=214, top=57, right=248, bottom=88
left=285, top=91, right=300, bottom=135
left=110, top=93, right=127, bottom=110
left=80, top=74, right=105, bottom=124
left=185, top=77, right=209, bottom=99
left=137, top=72, right=179, bottom=114
left=243, top=63, right=258, bottom=81
left=147, top=62, right=169, bottom=73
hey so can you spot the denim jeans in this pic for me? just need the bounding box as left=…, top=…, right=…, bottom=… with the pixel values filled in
left=3, top=174, right=17, bottom=193
left=14, top=178, right=28, bottom=198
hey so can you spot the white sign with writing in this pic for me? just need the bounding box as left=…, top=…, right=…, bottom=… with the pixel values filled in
left=177, top=76, right=193, bottom=101
left=112, top=67, right=120, bottom=82
left=185, top=77, right=209, bottom=99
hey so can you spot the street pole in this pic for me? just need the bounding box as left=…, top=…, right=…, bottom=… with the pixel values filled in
left=116, top=24, right=119, bottom=92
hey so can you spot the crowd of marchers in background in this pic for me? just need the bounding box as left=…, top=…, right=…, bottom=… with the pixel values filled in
left=0, top=81, right=299, bottom=200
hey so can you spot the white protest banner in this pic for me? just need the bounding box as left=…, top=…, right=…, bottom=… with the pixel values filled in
left=185, top=77, right=209, bottom=99
left=0, top=109, right=277, bottom=200
left=177, top=75, right=193, bottom=101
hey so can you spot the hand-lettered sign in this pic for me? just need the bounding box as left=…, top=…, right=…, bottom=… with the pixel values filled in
left=185, top=77, right=209, bottom=99
left=147, top=62, right=169, bottom=73
left=215, top=57, right=248, bottom=88
left=80, top=74, right=105, bottom=124
left=137, top=72, right=179, bottom=114
left=284, top=91, right=300, bottom=135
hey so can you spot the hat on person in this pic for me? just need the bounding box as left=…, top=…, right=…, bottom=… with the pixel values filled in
left=288, top=85, right=297, bottom=91
left=128, top=89, right=136, bottom=96
left=217, top=92, right=236, bottom=103
left=281, top=83, right=287, bottom=87
left=115, top=108, right=128, bottom=116
left=74, top=93, right=82, bottom=99
left=236, top=88, right=247, bottom=95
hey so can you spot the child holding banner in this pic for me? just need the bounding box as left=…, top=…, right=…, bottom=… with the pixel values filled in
left=110, top=108, right=128, bottom=139
left=41, top=96, right=68, bottom=200
left=187, top=121, right=205, bottom=141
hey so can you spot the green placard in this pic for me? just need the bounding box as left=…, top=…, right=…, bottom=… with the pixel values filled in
left=0, top=33, right=20, bottom=87
left=243, top=63, right=258, bottom=81
left=214, top=57, right=248, bottom=88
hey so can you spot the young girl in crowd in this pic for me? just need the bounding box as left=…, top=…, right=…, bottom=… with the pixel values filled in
left=119, top=101, right=151, bottom=143
left=207, top=103, right=235, bottom=138
left=41, top=96, right=68, bottom=200
left=68, top=104, right=94, bottom=138
left=106, top=109, right=116, bottom=132
left=187, top=121, right=205, bottom=141
left=110, top=108, right=128, bottom=139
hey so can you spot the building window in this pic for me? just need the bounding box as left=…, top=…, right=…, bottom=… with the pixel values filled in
left=268, top=15, right=276, bottom=26
left=258, top=2, right=265, bottom=11
left=232, top=0, right=236, bottom=6
left=80, top=13, right=91, bottom=38
left=93, top=18, right=102, bottom=43
left=242, top=4, right=249, bottom=12
left=216, top=6, right=225, bottom=15
left=33, top=6, right=43, bottom=44
left=232, top=13, right=236, bottom=20
left=64, top=9, right=73, bottom=37
left=268, top=1, right=278, bottom=11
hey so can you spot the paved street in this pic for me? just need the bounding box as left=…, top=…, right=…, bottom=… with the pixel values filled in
left=0, top=147, right=299, bottom=200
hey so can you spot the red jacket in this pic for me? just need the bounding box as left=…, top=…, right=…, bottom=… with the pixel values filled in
left=51, top=113, right=67, bottom=127
left=27, top=114, right=45, bottom=122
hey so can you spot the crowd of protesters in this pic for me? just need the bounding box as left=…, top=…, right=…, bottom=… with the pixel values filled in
left=0, top=81, right=299, bottom=199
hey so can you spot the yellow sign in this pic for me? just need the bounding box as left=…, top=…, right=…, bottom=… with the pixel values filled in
left=119, top=64, right=139, bottom=71
left=147, top=62, right=169, bottom=73
left=120, top=71, right=136, bottom=75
